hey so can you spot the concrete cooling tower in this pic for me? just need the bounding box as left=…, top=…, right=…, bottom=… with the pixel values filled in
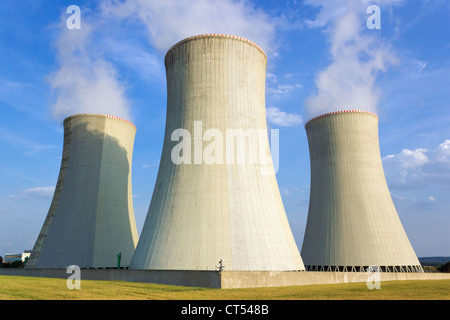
left=27, top=114, right=139, bottom=269
left=301, top=110, right=423, bottom=273
left=130, top=34, right=305, bottom=271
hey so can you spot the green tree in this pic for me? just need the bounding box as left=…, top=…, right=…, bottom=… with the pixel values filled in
left=437, top=262, right=450, bottom=273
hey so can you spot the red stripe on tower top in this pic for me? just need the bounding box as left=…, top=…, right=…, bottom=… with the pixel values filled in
left=165, top=34, right=267, bottom=60
left=305, top=109, right=379, bottom=127
left=104, top=114, right=136, bottom=128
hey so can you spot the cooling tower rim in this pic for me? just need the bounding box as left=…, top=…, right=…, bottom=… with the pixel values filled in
left=304, top=110, right=379, bottom=128
left=165, top=34, right=267, bottom=64
left=63, top=113, right=136, bottom=129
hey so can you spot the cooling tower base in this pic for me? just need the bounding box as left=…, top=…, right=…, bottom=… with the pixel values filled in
left=2, top=268, right=449, bottom=289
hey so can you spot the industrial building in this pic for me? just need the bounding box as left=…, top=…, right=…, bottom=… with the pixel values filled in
left=301, top=110, right=423, bottom=272
left=2, top=251, right=31, bottom=263
left=19, top=34, right=428, bottom=288
left=130, top=34, right=305, bottom=271
left=26, top=114, right=139, bottom=269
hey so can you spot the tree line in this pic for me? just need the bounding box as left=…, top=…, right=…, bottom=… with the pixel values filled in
left=0, top=256, right=26, bottom=268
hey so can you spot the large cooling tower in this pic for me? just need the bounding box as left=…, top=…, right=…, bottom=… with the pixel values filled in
left=130, top=34, right=305, bottom=271
left=301, top=110, right=423, bottom=272
left=27, top=114, right=139, bottom=269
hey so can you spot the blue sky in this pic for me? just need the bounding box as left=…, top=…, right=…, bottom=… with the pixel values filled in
left=0, top=0, right=449, bottom=258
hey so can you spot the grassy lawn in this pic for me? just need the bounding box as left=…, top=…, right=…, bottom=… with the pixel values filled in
left=0, top=275, right=449, bottom=300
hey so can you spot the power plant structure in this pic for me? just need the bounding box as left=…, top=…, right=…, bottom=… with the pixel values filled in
left=26, top=114, right=139, bottom=269
left=301, top=110, right=423, bottom=273
left=16, top=34, right=433, bottom=289
left=130, top=34, right=305, bottom=271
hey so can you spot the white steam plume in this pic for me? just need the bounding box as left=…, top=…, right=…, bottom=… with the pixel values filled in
left=100, top=0, right=276, bottom=55
left=48, top=0, right=276, bottom=124
left=304, top=0, right=405, bottom=119
left=47, top=14, right=131, bottom=123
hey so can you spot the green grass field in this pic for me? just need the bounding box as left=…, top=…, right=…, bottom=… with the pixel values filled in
left=0, top=275, right=449, bottom=300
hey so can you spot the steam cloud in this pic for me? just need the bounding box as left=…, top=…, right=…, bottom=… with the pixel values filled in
left=48, top=0, right=276, bottom=123
left=47, top=1, right=408, bottom=124
left=100, top=0, right=276, bottom=54
left=304, top=0, right=405, bottom=119
left=48, top=16, right=132, bottom=123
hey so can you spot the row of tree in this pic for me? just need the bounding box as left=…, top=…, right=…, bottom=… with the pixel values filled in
left=437, top=262, right=450, bottom=273
left=0, top=256, right=26, bottom=268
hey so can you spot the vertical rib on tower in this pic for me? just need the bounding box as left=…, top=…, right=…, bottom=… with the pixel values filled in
left=27, top=114, right=139, bottom=269
left=130, top=34, right=305, bottom=271
left=301, top=110, right=423, bottom=272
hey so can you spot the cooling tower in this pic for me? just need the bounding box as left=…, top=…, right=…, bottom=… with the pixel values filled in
left=27, top=114, right=139, bottom=269
left=301, top=110, right=423, bottom=272
left=130, top=34, right=305, bottom=271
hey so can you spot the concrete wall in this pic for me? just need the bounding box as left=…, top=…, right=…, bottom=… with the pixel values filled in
left=131, top=34, right=304, bottom=271
left=301, top=111, right=422, bottom=271
left=220, top=270, right=450, bottom=289
left=2, top=268, right=449, bottom=289
left=26, top=114, right=139, bottom=269
left=0, top=268, right=221, bottom=289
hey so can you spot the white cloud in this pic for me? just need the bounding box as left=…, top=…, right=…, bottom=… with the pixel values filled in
left=303, top=0, right=404, bottom=119
left=47, top=15, right=132, bottom=123
left=266, top=72, right=303, bottom=95
left=23, top=186, right=55, bottom=197
left=46, top=0, right=279, bottom=124
left=266, top=107, right=303, bottom=127
left=101, top=38, right=165, bottom=81
left=382, top=139, right=450, bottom=189
left=47, top=0, right=280, bottom=124
left=413, top=59, right=428, bottom=73
left=8, top=186, right=55, bottom=202
left=387, top=148, right=429, bottom=169
left=304, top=0, right=407, bottom=28
left=303, top=0, right=349, bottom=28
left=436, top=139, right=450, bottom=162
left=268, top=83, right=303, bottom=95
left=100, top=0, right=276, bottom=55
